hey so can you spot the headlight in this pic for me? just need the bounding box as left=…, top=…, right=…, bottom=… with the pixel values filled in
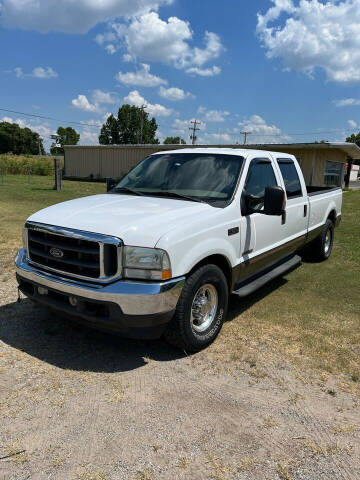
left=123, top=246, right=172, bottom=281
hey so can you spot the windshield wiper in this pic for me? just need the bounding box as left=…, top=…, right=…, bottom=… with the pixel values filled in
left=112, top=187, right=145, bottom=196
left=147, top=190, right=206, bottom=203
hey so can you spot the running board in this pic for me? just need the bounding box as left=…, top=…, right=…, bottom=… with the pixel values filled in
left=232, top=255, right=302, bottom=298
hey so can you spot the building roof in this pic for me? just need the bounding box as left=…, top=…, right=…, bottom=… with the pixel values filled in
left=64, top=142, right=360, bottom=159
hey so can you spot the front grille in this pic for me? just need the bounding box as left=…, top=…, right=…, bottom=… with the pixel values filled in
left=25, top=222, right=122, bottom=282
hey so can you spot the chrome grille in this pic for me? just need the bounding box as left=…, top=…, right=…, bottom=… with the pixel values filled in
left=25, top=222, right=122, bottom=282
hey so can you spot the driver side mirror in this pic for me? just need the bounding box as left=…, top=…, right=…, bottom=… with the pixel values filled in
left=263, top=186, right=286, bottom=216
left=106, top=177, right=117, bottom=192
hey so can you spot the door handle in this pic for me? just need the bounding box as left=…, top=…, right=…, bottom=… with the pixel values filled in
left=304, top=205, right=307, bottom=217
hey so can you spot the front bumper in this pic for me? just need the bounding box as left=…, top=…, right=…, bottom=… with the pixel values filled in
left=15, top=249, right=185, bottom=339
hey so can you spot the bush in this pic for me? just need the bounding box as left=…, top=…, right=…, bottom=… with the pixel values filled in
left=0, top=154, right=64, bottom=176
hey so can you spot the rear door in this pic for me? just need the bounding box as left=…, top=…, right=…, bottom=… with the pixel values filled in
left=273, top=156, right=308, bottom=249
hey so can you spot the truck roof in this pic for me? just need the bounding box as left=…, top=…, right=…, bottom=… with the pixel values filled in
left=152, top=147, right=294, bottom=158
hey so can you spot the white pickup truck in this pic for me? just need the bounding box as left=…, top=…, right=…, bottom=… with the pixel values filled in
left=16, top=148, right=342, bottom=351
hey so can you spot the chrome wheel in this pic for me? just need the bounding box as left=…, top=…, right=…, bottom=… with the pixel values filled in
left=190, top=284, right=218, bottom=333
left=324, top=230, right=332, bottom=254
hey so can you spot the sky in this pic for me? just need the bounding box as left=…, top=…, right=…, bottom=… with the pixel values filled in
left=1, top=0, right=360, bottom=150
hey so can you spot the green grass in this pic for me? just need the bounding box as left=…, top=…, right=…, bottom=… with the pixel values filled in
left=0, top=175, right=104, bottom=279
left=1, top=177, right=359, bottom=383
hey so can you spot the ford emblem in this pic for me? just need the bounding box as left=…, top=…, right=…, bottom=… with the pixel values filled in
left=49, top=247, right=64, bottom=258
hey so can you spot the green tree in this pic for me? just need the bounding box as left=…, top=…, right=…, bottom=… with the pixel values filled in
left=99, top=105, right=159, bottom=145
left=164, top=136, right=186, bottom=144
left=346, top=132, right=360, bottom=147
left=50, top=126, right=80, bottom=155
left=99, top=114, right=120, bottom=145
left=0, top=122, right=45, bottom=155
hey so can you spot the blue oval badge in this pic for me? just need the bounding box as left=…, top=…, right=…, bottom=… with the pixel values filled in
left=49, top=247, right=64, bottom=258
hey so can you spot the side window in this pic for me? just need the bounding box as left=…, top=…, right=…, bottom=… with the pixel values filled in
left=244, top=158, right=278, bottom=211
left=277, top=159, right=302, bottom=198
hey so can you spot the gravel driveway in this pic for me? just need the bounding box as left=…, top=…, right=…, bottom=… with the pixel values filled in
left=0, top=277, right=359, bottom=480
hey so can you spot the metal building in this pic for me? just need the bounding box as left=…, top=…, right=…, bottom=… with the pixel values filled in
left=64, top=142, right=360, bottom=187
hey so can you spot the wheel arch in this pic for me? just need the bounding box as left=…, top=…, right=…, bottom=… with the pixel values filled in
left=327, top=208, right=337, bottom=225
left=187, top=254, right=233, bottom=292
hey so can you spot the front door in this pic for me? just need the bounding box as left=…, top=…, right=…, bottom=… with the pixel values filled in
left=237, top=156, right=286, bottom=286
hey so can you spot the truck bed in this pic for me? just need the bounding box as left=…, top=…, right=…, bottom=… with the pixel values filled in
left=306, top=185, right=341, bottom=196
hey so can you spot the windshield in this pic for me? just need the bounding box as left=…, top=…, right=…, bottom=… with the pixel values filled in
left=114, top=153, right=244, bottom=206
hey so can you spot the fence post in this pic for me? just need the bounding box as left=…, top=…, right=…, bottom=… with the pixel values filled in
left=53, top=158, right=62, bottom=191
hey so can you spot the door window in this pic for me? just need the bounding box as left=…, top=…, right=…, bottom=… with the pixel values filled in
left=277, top=159, right=302, bottom=198
left=244, top=159, right=278, bottom=211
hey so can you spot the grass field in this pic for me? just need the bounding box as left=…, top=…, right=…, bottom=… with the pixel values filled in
left=0, top=176, right=359, bottom=386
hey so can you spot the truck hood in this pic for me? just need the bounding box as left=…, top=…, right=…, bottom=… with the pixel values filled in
left=28, top=194, right=213, bottom=247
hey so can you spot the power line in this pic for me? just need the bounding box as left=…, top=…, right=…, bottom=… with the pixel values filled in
left=0, top=108, right=100, bottom=129
left=0, top=106, right=356, bottom=140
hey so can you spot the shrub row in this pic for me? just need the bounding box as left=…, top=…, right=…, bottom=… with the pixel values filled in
left=0, top=154, right=63, bottom=176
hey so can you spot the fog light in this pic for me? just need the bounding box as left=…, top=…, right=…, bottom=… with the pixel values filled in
left=69, top=296, right=78, bottom=307
left=38, top=286, right=48, bottom=295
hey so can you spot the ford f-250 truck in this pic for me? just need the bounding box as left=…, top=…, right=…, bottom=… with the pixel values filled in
left=15, top=148, right=342, bottom=351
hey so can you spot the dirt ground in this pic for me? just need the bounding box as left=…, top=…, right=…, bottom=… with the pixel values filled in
left=0, top=275, right=359, bottom=480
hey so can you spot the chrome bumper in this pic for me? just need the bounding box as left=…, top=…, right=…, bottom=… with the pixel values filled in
left=15, top=249, right=185, bottom=316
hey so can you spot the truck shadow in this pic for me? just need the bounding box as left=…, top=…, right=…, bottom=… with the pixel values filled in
left=0, top=273, right=294, bottom=374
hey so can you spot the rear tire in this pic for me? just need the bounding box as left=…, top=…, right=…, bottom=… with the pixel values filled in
left=164, top=264, right=228, bottom=352
left=309, top=219, right=334, bottom=261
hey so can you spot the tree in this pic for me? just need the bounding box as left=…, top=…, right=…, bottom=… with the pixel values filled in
left=346, top=132, right=360, bottom=147
left=50, top=126, right=80, bottom=155
left=99, top=114, right=120, bottom=145
left=164, top=136, right=186, bottom=144
left=0, top=122, right=45, bottom=155
left=99, top=105, right=159, bottom=145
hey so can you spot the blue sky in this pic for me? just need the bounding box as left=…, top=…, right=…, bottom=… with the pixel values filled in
left=2, top=0, right=360, bottom=149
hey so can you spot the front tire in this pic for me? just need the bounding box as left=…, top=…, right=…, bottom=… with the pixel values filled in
left=164, top=264, right=228, bottom=352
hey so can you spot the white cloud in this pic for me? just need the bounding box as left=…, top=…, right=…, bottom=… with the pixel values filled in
left=92, top=89, right=118, bottom=105
left=72, top=90, right=118, bottom=113
left=202, top=133, right=233, bottom=144
left=98, top=12, right=223, bottom=75
left=257, top=0, right=360, bottom=83
left=123, top=53, right=133, bottom=62
left=238, top=114, right=290, bottom=143
left=199, top=107, right=230, bottom=122
left=186, top=66, right=221, bottom=77
left=348, top=120, right=358, bottom=128
left=333, top=98, right=360, bottom=107
left=105, top=44, right=117, bottom=55
left=124, top=90, right=174, bottom=117
left=125, top=13, right=223, bottom=71
left=14, top=66, right=58, bottom=79
left=158, top=86, right=194, bottom=101
left=72, top=95, right=100, bottom=113
left=80, top=129, right=99, bottom=145
left=1, top=0, right=173, bottom=34
left=94, top=32, right=117, bottom=46
left=116, top=63, right=167, bottom=87
left=171, top=118, right=191, bottom=135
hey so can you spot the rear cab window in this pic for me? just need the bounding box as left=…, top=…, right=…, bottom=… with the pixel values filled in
left=277, top=158, right=303, bottom=199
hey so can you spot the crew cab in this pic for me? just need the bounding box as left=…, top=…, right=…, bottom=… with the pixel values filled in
left=15, top=148, right=342, bottom=351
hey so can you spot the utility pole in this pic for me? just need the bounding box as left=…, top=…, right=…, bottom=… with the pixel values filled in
left=38, top=137, right=43, bottom=156
left=240, top=131, right=251, bottom=145
left=189, top=120, right=201, bottom=145
left=139, top=104, right=147, bottom=144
